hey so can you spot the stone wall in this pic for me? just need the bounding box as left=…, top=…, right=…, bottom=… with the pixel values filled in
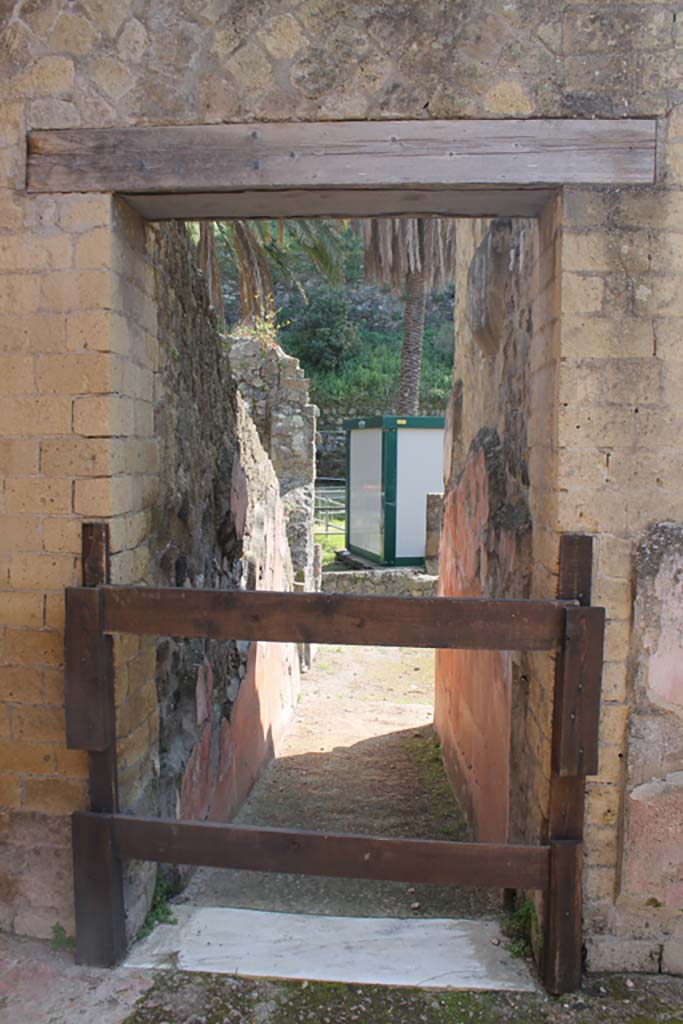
left=320, top=568, right=437, bottom=598
left=148, top=226, right=299, bottom=904
left=2, top=3, right=680, bottom=135
left=440, top=177, right=683, bottom=969
left=228, top=334, right=317, bottom=590
left=316, top=429, right=345, bottom=480
left=0, top=189, right=161, bottom=940
left=552, top=185, right=683, bottom=972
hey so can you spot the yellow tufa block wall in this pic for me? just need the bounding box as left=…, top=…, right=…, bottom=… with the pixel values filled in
left=557, top=170, right=683, bottom=969
left=0, top=77, right=161, bottom=932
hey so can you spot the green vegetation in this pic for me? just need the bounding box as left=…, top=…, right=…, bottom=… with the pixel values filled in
left=315, top=523, right=346, bottom=568
left=50, top=921, right=74, bottom=951
left=502, top=897, right=541, bottom=960
left=218, top=221, right=454, bottom=421
left=212, top=218, right=346, bottom=322
left=408, top=734, right=471, bottom=842
left=362, top=217, right=456, bottom=415
left=314, top=501, right=346, bottom=568
left=135, top=876, right=178, bottom=942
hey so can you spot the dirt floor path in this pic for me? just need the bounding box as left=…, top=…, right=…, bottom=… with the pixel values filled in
left=179, top=643, right=499, bottom=919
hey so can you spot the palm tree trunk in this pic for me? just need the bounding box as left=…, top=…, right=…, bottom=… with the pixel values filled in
left=397, top=268, right=426, bottom=415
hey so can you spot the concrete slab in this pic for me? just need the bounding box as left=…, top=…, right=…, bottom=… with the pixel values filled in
left=125, top=906, right=537, bottom=992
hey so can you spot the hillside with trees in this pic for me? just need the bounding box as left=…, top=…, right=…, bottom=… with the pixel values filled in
left=212, top=220, right=455, bottom=424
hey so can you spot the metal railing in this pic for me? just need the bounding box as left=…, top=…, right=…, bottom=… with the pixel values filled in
left=314, top=481, right=346, bottom=537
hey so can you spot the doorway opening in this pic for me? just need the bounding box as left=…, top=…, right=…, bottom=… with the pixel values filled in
left=28, top=117, right=641, bottom=993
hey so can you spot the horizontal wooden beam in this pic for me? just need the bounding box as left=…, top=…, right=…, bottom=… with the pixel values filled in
left=99, top=812, right=550, bottom=889
left=92, top=586, right=569, bottom=650
left=27, top=120, right=656, bottom=202
left=121, top=187, right=557, bottom=221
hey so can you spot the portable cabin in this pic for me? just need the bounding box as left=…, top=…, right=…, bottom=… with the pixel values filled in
left=344, top=415, right=444, bottom=566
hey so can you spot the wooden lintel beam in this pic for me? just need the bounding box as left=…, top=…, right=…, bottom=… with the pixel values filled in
left=121, top=187, right=557, bottom=220
left=27, top=119, right=656, bottom=198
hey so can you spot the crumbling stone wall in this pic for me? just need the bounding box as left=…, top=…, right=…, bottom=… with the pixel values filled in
left=320, top=568, right=437, bottom=598
left=150, top=224, right=299, bottom=844
left=606, top=525, right=683, bottom=972
left=228, top=334, right=317, bottom=590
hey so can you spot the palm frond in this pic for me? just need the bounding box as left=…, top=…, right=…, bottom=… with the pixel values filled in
left=205, top=217, right=347, bottom=325
left=363, top=217, right=456, bottom=294
left=198, top=222, right=226, bottom=327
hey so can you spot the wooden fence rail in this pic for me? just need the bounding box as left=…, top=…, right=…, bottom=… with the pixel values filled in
left=65, top=526, right=604, bottom=996
left=100, top=586, right=570, bottom=649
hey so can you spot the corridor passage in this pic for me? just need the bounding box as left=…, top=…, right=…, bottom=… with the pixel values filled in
left=125, top=644, right=536, bottom=991
left=179, top=643, right=499, bottom=920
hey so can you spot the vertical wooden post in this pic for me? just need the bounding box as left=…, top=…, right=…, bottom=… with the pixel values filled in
left=545, top=838, right=583, bottom=994
left=68, top=523, right=126, bottom=965
left=82, top=522, right=111, bottom=590
left=80, top=523, right=118, bottom=813
left=543, top=533, right=603, bottom=994
left=72, top=812, right=126, bottom=966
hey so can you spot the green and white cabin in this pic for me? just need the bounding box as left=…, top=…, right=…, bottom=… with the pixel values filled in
left=344, top=415, right=445, bottom=567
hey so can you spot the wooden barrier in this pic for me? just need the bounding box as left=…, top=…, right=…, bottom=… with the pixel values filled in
left=65, top=528, right=604, bottom=995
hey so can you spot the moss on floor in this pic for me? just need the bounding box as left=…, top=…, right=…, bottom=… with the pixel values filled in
left=407, top=733, right=471, bottom=842
left=123, top=972, right=683, bottom=1024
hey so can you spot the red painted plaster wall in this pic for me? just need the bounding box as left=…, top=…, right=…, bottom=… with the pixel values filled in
left=434, top=445, right=513, bottom=842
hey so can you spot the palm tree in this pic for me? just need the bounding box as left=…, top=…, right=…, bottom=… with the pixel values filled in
left=198, top=219, right=347, bottom=327
left=363, top=218, right=456, bottom=415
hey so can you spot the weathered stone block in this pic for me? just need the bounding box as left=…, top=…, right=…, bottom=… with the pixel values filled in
left=624, top=772, right=683, bottom=907
left=9, top=553, right=76, bottom=591
left=585, top=936, right=662, bottom=974
left=0, top=667, right=43, bottom=704
left=48, top=12, right=99, bottom=56
left=40, top=270, right=110, bottom=313
left=22, top=777, right=88, bottom=815
left=0, top=517, right=41, bottom=554
left=11, top=705, right=66, bottom=744
left=466, top=220, right=513, bottom=357
left=662, top=939, right=683, bottom=976
left=6, top=477, right=71, bottom=515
